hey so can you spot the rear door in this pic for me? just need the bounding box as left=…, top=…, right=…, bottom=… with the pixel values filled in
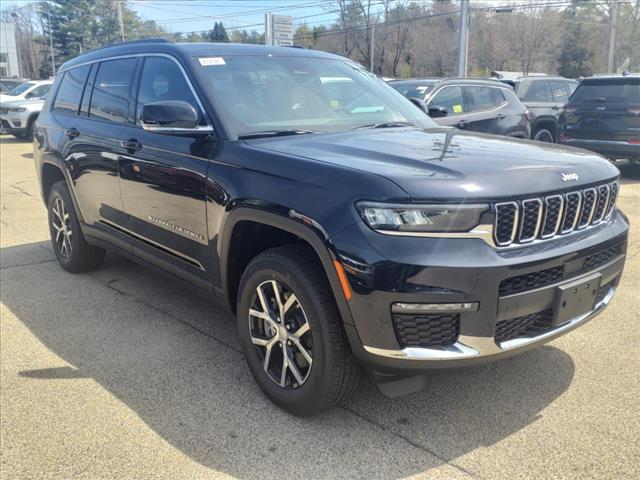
left=548, top=79, right=570, bottom=119
left=461, top=85, right=506, bottom=134
left=563, top=78, right=640, bottom=141
left=116, top=55, right=213, bottom=275
left=426, top=85, right=469, bottom=129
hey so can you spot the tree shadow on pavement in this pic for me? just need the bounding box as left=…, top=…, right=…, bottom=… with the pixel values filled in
left=1, top=241, right=576, bottom=479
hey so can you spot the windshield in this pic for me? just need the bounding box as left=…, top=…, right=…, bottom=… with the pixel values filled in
left=196, top=55, right=434, bottom=138
left=571, top=80, right=640, bottom=103
left=6, top=82, right=35, bottom=97
left=389, top=81, right=437, bottom=99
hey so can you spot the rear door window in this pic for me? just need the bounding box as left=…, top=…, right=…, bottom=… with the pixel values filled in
left=53, top=65, right=91, bottom=115
left=523, top=81, right=553, bottom=102
left=464, top=86, right=498, bottom=112
left=549, top=80, right=569, bottom=103
left=429, top=86, right=465, bottom=115
left=90, top=58, right=138, bottom=123
left=28, top=84, right=52, bottom=99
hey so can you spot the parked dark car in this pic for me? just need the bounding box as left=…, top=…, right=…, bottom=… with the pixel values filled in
left=504, top=76, right=579, bottom=143
left=34, top=41, right=628, bottom=416
left=558, top=76, right=640, bottom=162
left=390, top=78, right=530, bottom=138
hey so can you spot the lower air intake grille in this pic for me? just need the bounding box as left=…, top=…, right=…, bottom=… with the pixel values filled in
left=499, top=265, right=565, bottom=296
left=495, top=309, right=554, bottom=343
left=393, top=313, right=459, bottom=348
left=583, top=245, right=621, bottom=271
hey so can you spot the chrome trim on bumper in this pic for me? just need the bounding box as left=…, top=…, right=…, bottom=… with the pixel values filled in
left=363, top=286, right=615, bottom=361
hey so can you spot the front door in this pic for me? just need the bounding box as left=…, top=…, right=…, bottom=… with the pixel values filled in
left=117, top=55, right=214, bottom=275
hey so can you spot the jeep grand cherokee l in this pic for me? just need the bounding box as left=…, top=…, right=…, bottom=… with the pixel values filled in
left=34, top=41, right=628, bottom=416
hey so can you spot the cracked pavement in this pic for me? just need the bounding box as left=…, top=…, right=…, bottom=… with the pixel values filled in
left=1, top=135, right=639, bottom=479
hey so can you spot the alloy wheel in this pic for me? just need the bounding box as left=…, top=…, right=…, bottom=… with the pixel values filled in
left=534, top=129, right=554, bottom=143
left=248, top=280, right=313, bottom=389
left=51, top=196, right=72, bottom=258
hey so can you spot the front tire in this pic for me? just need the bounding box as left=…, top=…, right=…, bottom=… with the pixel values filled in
left=237, top=244, right=360, bottom=416
left=47, top=181, right=105, bottom=272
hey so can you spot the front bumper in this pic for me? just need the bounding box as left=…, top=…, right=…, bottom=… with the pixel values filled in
left=0, top=112, right=29, bottom=134
left=332, top=209, right=628, bottom=375
left=559, top=138, right=640, bottom=160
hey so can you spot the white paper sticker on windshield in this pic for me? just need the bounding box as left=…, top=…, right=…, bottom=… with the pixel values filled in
left=199, top=57, right=226, bottom=66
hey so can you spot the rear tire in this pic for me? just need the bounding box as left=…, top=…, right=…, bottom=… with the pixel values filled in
left=533, top=128, right=554, bottom=143
left=237, top=244, right=360, bottom=416
left=47, top=181, right=105, bottom=273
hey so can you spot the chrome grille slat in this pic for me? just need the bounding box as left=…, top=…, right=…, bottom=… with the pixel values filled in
left=493, top=181, right=618, bottom=248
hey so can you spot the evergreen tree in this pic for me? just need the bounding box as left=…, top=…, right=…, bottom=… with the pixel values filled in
left=209, top=22, right=229, bottom=43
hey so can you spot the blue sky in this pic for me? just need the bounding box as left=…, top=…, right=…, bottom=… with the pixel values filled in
left=1, top=0, right=341, bottom=37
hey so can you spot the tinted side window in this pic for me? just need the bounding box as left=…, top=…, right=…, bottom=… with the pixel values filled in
left=429, top=86, right=465, bottom=115
left=567, top=81, right=579, bottom=96
left=549, top=80, right=569, bottom=103
left=491, top=87, right=506, bottom=105
left=53, top=65, right=90, bottom=114
left=523, top=81, right=553, bottom=102
left=90, top=58, right=137, bottom=123
left=465, top=86, right=496, bottom=111
left=79, top=64, right=96, bottom=117
left=136, top=57, right=201, bottom=124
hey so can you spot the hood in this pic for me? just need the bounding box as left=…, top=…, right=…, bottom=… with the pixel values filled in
left=255, top=127, right=619, bottom=201
left=0, top=93, right=26, bottom=103
left=0, top=97, right=44, bottom=109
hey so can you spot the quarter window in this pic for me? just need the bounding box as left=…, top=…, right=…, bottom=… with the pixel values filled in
left=90, top=58, right=137, bottom=123
left=429, top=86, right=465, bottom=115
left=136, top=57, right=202, bottom=124
left=549, top=80, right=569, bottom=103
left=53, top=66, right=90, bottom=114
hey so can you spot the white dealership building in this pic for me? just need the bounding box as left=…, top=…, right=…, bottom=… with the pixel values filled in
left=0, top=23, right=21, bottom=77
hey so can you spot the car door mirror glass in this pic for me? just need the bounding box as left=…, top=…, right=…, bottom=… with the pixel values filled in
left=141, top=100, right=205, bottom=134
left=428, top=105, right=448, bottom=118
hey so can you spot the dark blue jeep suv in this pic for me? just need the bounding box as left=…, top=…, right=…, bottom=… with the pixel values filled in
left=34, top=40, right=628, bottom=415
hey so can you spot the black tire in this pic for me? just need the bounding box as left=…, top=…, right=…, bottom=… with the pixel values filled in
left=47, top=180, right=105, bottom=273
left=25, top=117, right=35, bottom=140
left=237, top=244, right=361, bottom=416
left=533, top=128, right=554, bottom=143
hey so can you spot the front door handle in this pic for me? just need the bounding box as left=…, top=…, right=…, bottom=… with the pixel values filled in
left=456, top=120, right=468, bottom=128
left=120, top=139, right=142, bottom=151
left=496, top=113, right=506, bottom=119
left=64, top=128, right=79, bottom=138
left=552, top=105, right=561, bottom=110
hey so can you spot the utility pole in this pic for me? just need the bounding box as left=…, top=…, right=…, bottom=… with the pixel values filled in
left=607, top=1, right=618, bottom=73
left=456, top=0, right=470, bottom=77
left=10, top=13, right=22, bottom=77
left=370, top=23, right=375, bottom=73
left=117, top=0, right=125, bottom=42
left=46, top=2, right=56, bottom=76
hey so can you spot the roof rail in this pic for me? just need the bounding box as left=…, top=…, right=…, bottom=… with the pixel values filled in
left=81, top=38, right=171, bottom=55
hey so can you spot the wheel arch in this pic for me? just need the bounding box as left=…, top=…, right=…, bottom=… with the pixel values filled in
left=219, top=207, right=355, bottom=327
left=532, top=116, right=558, bottom=140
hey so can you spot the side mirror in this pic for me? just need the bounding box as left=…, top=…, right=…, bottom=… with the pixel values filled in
left=427, top=105, right=448, bottom=118
left=408, top=97, right=427, bottom=113
left=141, top=100, right=204, bottom=135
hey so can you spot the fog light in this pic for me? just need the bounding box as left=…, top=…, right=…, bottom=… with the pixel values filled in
left=391, top=302, right=479, bottom=314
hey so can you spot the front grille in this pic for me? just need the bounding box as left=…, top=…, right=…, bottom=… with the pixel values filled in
left=499, top=265, right=564, bottom=296
left=583, top=245, right=621, bottom=271
left=1, top=119, right=9, bottom=128
left=393, top=313, right=459, bottom=348
left=495, top=309, right=554, bottom=343
left=493, top=180, right=618, bottom=247
left=0, top=107, right=8, bottom=115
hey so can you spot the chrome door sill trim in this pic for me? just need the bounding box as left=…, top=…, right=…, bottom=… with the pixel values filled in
left=363, top=287, right=615, bottom=361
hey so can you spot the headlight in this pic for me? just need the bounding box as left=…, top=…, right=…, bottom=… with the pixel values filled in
left=8, top=107, right=26, bottom=112
left=356, top=202, right=489, bottom=233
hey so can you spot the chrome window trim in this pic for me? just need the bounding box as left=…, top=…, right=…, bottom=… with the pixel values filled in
left=560, top=191, right=582, bottom=234
left=518, top=198, right=543, bottom=243
left=494, top=201, right=519, bottom=246
left=577, top=188, right=597, bottom=229
left=592, top=184, right=610, bottom=224
left=541, top=194, right=564, bottom=239
left=58, top=53, right=213, bottom=132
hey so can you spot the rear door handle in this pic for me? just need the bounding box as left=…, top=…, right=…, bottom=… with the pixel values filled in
left=64, top=128, right=79, bottom=138
left=456, top=120, right=468, bottom=128
left=120, top=139, right=142, bottom=151
left=496, top=113, right=506, bottom=119
left=552, top=105, right=561, bottom=110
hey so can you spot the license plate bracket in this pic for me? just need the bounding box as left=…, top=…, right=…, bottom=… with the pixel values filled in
left=553, top=273, right=601, bottom=325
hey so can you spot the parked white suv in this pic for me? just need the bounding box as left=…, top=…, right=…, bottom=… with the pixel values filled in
left=0, top=80, right=53, bottom=139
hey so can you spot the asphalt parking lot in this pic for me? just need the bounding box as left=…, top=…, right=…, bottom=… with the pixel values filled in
left=0, top=134, right=639, bottom=480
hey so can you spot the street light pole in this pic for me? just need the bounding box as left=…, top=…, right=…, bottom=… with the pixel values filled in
left=46, top=3, right=56, bottom=76
left=456, top=0, right=470, bottom=77
left=370, top=22, right=375, bottom=73
left=607, top=1, right=618, bottom=73
left=117, top=1, right=125, bottom=42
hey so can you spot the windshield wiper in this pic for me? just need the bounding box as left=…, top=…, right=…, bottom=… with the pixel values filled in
left=238, top=129, right=319, bottom=140
left=352, top=121, right=414, bottom=130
